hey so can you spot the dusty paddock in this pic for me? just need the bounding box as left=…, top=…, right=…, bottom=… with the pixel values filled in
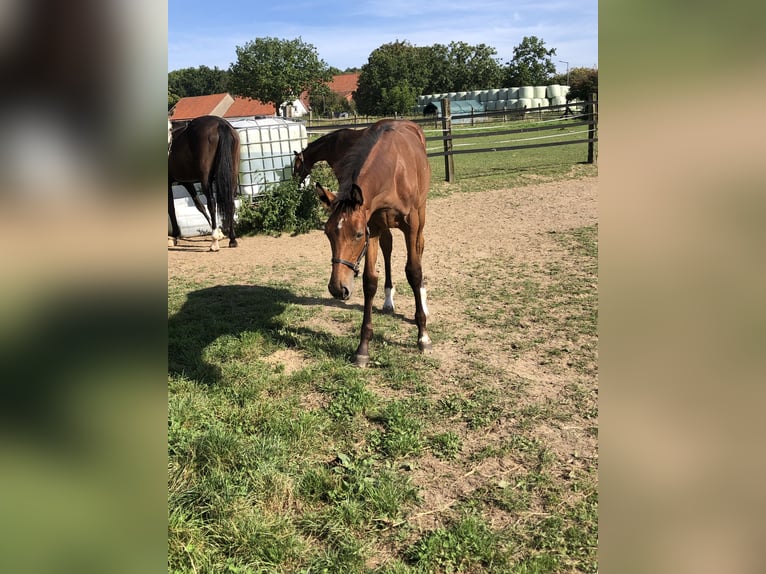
left=168, top=176, right=598, bottom=538
left=168, top=177, right=597, bottom=284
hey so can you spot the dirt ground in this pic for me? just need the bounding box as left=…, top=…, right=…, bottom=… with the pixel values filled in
left=169, top=177, right=598, bottom=536
left=168, top=177, right=596, bottom=285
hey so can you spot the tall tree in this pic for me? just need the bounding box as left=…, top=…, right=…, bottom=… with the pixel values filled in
left=504, top=36, right=557, bottom=86
left=427, top=41, right=503, bottom=93
left=354, top=41, right=429, bottom=116
left=228, top=37, right=332, bottom=116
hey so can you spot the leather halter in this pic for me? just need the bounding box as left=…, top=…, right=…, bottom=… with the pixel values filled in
left=331, top=226, right=370, bottom=277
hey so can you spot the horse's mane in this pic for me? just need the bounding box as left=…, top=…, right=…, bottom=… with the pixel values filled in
left=335, top=122, right=394, bottom=200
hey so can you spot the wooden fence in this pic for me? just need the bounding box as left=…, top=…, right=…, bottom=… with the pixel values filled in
left=304, top=96, right=598, bottom=182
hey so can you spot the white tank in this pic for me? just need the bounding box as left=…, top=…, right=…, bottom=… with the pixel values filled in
left=230, top=117, right=307, bottom=197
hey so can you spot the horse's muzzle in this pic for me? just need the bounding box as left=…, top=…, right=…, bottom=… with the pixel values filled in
left=328, top=280, right=352, bottom=301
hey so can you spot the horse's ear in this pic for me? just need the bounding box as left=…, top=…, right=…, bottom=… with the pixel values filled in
left=294, top=150, right=299, bottom=157
left=350, top=184, right=364, bottom=206
left=315, top=182, right=335, bottom=209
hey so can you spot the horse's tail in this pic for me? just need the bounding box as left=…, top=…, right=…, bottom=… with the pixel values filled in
left=213, top=121, right=239, bottom=233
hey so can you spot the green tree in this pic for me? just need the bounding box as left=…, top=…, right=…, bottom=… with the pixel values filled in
left=228, top=37, right=332, bottom=116
left=504, top=36, right=557, bottom=86
left=381, top=81, right=418, bottom=116
left=565, top=67, right=598, bottom=101
left=310, top=83, right=353, bottom=117
left=167, top=65, right=229, bottom=99
left=355, top=41, right=429, bottom=116
left=424, top=42, right=502, bottom=93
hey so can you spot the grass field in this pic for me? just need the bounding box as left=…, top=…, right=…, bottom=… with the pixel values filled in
left=168, top=132, right=597, bottom=573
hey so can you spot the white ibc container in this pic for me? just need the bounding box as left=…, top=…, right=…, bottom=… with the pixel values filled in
left=495, top=99, right=507, bottom=110
left=517, top=98, right=532, bottom=110
left=561, top=86, right=570, bottom=98
left=447, top=92, right=458, bottom=100
left=230, top=117, right=307, bottom=197
left=546, top=84, right=562, bottom=98
left=456, top=91, right=468, bottom=100
left=519, top=86, right=535, bottom=99
left=496, top=88, right=508, bottom=100
left=477, top=91, right=488, bottom=102
left=506, top=99, right=519, bottom=109
left=487, top=89, right=500, bottom=100
left=469, top=90, right=482, bottom=100
left=507, top=87, right=519, bottom=99
left=551, top=96, right=568, bottom=107
left=530, top=98, right=544, bottom=108
left=485, top=100, right=496, bottom=111
left=533, top=86, right=546, bottom=99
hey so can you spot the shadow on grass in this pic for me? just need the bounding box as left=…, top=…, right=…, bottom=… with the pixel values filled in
left=168, top=284, right=368, bottom=385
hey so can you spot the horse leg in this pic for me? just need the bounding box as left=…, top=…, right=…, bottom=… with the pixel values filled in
left=403, top=214, right=431, bottom=352
left=380, top=228, right=395, bottom=313
left=416, top=205, right=429, bottom=317
left=168, top=184, right=180, bottom=247
left=203, top=183, right=222, bottom=252
left=354, top=237, right=380, bottom=367
left=226, top=206, right=238, bottom=248
left=183, top=183, right=211, bottom=226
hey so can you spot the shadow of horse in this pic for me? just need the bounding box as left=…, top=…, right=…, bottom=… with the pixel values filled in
left=168, top=284, right=377, bottom=386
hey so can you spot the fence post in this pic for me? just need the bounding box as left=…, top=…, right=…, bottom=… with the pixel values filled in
left=441, top=98, right=455, bottom=183
left=587, top=93, right=598, bottom=164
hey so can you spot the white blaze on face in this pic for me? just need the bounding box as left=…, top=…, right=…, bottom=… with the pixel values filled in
left=336, top=216, right=345, bottom=231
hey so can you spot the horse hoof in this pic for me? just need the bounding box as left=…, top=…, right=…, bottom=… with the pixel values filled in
left=168, top=238, right=177, bottom=247
left=229, top=239, right=238, bottom=248
left=381, top=303, right=395, bottom=314
left=353, top=354, right=370, bottom=368
left=418, top=335, right=433, bottom=353
left=209, top=245, right=220, bottom=252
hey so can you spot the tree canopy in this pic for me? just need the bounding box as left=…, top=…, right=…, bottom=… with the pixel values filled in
left=169, top=35, right=579, bottom=116
left=504, top=36, right=557, bottom=86
left=227, top=37, right=332, bottom=116
left=423, top=42, right=503, bottom=94
left=168, top=65, right=229, bottom=109
left=354, top=41, right=429, bottom=116
left=564, top=67, right=598, bottom=101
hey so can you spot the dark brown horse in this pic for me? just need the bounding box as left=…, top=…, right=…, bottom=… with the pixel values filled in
left=168, top=115, right=240, bottom=251
left=292, top=128, right=365, bottom=184
left=315, top=119, right=431, bottom=367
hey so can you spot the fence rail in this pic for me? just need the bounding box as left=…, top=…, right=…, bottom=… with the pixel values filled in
left=303, top=96, right=598, bottom=181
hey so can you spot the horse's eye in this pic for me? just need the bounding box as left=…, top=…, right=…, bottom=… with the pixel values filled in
left=355, top=230, right=364, bottom=239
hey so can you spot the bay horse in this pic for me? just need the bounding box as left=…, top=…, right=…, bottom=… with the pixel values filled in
left=292, top=128, right=365, bottom=184
left=315, top=119, right=431, bottom=367
left=168, top=115, right=240, bottom=251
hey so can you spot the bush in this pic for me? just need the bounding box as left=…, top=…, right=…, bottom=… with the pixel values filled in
left=235, top=177, right=325, bottom=236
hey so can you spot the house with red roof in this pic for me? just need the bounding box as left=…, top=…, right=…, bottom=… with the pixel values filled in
left=168, top=74, right=358, bottom=121
left=327, top=73, right=359, bottom=103
left=169, top=93, right=234, bottom=122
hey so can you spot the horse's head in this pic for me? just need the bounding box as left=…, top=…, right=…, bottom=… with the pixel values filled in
left=293, top=151, right=310, bottom=183
left=316, top=183, right=369, bottom=301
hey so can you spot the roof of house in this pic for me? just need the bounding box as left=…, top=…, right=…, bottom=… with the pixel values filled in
left=327, top=73, right=359, bottom=100
left=169, top=93, right=234, bottom=121
left=223, top=96, right=275, bottom=118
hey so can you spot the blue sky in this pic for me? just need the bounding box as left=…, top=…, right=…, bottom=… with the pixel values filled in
left=168, top=0, right=597, bottom=75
